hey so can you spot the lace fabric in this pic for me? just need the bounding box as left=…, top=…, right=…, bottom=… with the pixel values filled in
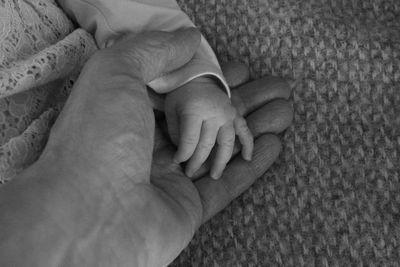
left=0, top=0, right=97, bottom=182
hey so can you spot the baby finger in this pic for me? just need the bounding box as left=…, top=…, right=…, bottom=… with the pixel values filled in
left=234, top=116, right=254, bottom=161
left=185, top=121, right=218, bottom=177
left=210, top=123, right=235, bottom=179
left=174, top=114, right=202, bottom=163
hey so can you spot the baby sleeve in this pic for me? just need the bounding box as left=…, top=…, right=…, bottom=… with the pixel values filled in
left=57, top=0, right=230, bottom=97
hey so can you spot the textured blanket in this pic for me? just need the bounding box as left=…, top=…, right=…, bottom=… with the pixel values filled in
left=0, top=0, right=399, bottom=266
left=172, top=0, right=400, bottom=266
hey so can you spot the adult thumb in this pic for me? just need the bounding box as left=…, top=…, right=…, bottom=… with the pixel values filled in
left=109, top=28, right=201, bottom=83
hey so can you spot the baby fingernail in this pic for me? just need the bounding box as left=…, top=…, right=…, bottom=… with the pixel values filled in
left=210, top=172, right=220, bottom=180
left=185, top=170, right=193, bottom=178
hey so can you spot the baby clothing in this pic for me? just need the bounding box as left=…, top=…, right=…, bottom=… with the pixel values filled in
left=0, top=0, right=227, bottom=182
left=58, top=0, right=230, bottom=96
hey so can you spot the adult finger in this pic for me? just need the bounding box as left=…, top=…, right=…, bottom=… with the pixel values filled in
left=195, top=134, right=282, bottom=223
left=210, top=124, right=235, bottom=179
left=231, top=76, right=291, bottom=117
left=246, top=99, right=293, bottom=136
left=105, top=28, right=201, bottom=83
left=173, top=114, right=203, bottom=163
left=185, top=121, right=219, bottom=177
left=220, top=62, right=250, bottom=88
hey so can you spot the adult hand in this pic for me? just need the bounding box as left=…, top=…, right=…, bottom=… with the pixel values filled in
left=0, top=28, right=202, bottom=267
left=0, top=28, right=292, bottom=267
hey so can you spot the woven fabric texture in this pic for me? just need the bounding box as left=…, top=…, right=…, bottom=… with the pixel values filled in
left=172, top=0, right=400, bottom=266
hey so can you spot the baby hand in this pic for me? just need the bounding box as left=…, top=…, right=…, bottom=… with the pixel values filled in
left=164, top=77, right=253, bottom=179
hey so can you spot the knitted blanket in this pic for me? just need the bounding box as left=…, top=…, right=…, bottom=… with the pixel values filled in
left=172, top=0, right=400, bottom=266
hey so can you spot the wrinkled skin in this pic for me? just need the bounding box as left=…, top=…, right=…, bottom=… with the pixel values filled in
left=0, top=28, right=292, bottom=267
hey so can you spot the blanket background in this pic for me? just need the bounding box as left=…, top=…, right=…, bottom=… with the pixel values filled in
left=172, top=0, right=400, bottom=266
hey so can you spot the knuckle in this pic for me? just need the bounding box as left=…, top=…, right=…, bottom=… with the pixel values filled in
left=227, top=106, right=237, bottom=120
left=219, top=104, right=236, bottom=121
left=198, top=141, right=214, bottom=151
left=235, top=115, right=246, bottom=124
left=128, top=45, right=148, bottom=68
left=235, top=117, right=249, bottom=130
left=219, top=136, right=235, bottom=146
left=181, top=136, right=198, bottom=145
left=231, top=93, right=246, bottom=116
left=242, top=125, right=253, bottom=136
left=163, top=41, right=176, bottom=60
